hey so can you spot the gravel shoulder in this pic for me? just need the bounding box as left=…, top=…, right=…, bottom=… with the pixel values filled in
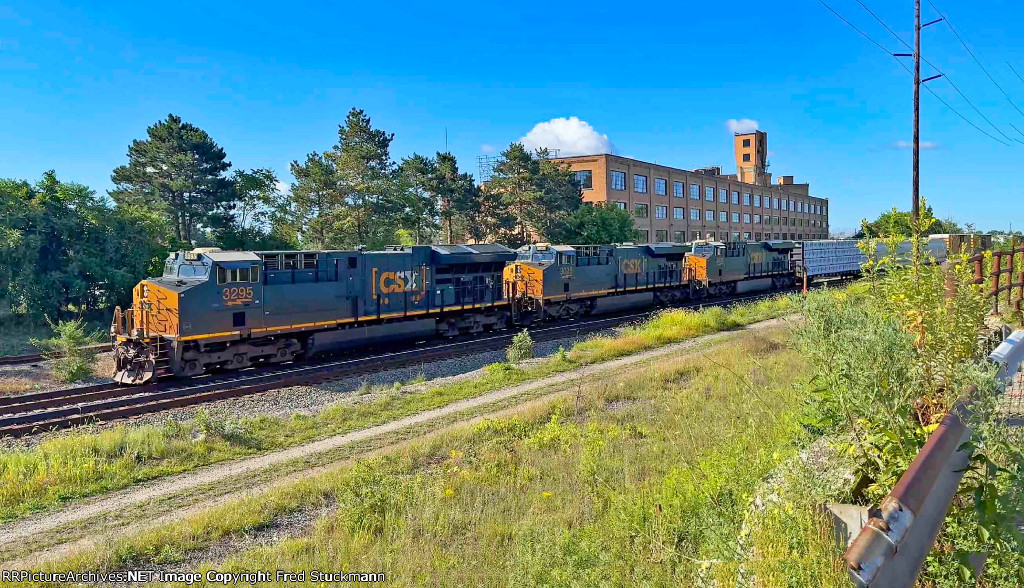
left=2, top=328, right=613, bottom=450
left=0, top=316, right=795, bottom=568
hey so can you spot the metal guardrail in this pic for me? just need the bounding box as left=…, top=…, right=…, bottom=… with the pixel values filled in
left=843, top=329, right=1024, bottom=587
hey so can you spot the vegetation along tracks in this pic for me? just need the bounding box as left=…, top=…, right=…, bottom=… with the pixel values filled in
left=0, top=344, right=109, bottom=367
left=0, top=286, right=836, bottom=438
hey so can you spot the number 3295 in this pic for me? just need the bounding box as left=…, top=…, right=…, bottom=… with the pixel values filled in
left=223, top=287, right=253, bottom=303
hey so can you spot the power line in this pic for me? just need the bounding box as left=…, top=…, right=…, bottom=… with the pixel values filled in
left=927, top=0, right=1024, bottom=121
left=853, top=0, right=1019, bottom=144
left=815, top=0, right=1010, bottom=146
left=1009, top=62, right=1024, bottom=87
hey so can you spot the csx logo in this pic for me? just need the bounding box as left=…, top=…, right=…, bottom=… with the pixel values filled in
left=751, top=252, right=764, bottom=263
left=378, top=270, right=421, bottom=293
left=620, top=258, right=645, bottom=274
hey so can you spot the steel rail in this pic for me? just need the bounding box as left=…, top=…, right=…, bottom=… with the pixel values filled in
left=0, top=285, right=830, bottom=438
left=0, top=344, right=110, bottom=367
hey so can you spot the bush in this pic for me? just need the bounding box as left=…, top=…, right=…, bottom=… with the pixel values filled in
left=31, top=317, right=100, bottom=382
left=506, top=329, right=534, bottom=363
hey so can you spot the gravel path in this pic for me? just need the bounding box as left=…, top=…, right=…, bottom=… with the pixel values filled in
left=0, top=316, right=794, bottom=566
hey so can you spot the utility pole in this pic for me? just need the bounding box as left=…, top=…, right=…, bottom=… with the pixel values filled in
left=895, top=5, right=942, bottom=235
left=913, top=0, right=921, bottom=225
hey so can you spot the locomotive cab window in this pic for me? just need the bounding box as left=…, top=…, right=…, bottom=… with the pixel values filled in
left=217, top=265, right=261, bottom=285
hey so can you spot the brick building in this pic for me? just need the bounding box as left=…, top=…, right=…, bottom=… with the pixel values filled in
left=553, top=131, right=829, bottom=243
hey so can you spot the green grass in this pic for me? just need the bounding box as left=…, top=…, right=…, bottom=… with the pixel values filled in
left=28, top=324, right=845, bottom=586
left=0, top=320, right=50, bottom=357
left=0, top=295, right=796, bottom=523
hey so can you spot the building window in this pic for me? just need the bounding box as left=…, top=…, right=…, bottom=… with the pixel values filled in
left=638, top=230, right=649, bottom=244
left=655, top=229, right=668, bottom=242
left=731, top=232, right=740, bottom=241
left=691, top=208, right=700, bottom=221
left=755, top=232, right=762, bottom=240
left=705, top=186, right=714, bottom=201
left=611, top=171, right=626, bottom=191
left=673, top=181, right=683, bottom=197
left=732, top=212, right=740, bottom=223
left=692, top=231, right=701, bottom=240
left=613, top=201, right=626, bottom=210
left=754, top=214, right=761, bottom=224
left=731, top=191, right=739, bottom=205
left=719, top=211, right=727, bottom=222
left=690, top=184, right=700, bottom=199
left=655, top=205, right=667, bottom=219
left=772, top=197, right=778, bottom=209
left=743, top=213, right=751, bottom=223
left=823, top=205, right=827, bottom=216
left=719, top=188, right=727, bottom=203
left=742, top=193, right=750, bottom=206
left=673, top=231, right=685, bottom=242
left=674, top=207, right=684, bottom=220
left=635, top=203, right=648, bottom=218
left=744, top=232, right=751, bottom=240
left=742, top=138, right=751, bottom=147
left=799, top=233, right=804, bottom=240
left=782, top=217, right=789, bottom=226
left=742, top=153, right=750, bottom=162
left=774, top=233, right=780, bottom=240
left=753, top=194, right=761, bottom=207
left=574, top=170, right=593, bottom=189
left=705, top=209, right=714, bottom=221
left=797, top=201, right=803, bottom=213
left=773, top=216, right=780, bottom=225
left=654, top=178, right=667, bottom=195
left=633, top=174, right=648, bottom=193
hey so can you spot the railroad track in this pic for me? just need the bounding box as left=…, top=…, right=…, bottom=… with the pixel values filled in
left=0, top=343, right=110, bottom=367
left=0, top=286, right=827, bottom=438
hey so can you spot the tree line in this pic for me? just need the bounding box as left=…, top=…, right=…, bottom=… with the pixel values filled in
left=0, top=109, right=637, bottom=320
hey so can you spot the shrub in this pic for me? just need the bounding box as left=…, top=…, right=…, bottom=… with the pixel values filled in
left=31, top=318, right=100, bottom=382
left=507, top=329, right=534, bottom=363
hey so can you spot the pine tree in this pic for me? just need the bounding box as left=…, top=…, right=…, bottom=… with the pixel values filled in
left=397, top=154, right=439, bottom=244
left=110, top=114, right=234, bottom=247
left=432, top=152, right=478, bottom=243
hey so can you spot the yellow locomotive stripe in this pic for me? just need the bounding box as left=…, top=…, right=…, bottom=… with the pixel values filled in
left=541, top=280, right=686, bottom=302
left=173, top=302, right=508, bottom=341
left=178, top=331, right=241, bottom=341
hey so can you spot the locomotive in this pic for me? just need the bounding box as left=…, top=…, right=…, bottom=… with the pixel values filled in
left=111, top=239, right=820, bottom=384
left=111, top=244, right=516, bottom=384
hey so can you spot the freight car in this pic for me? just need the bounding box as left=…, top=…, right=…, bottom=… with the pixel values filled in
left=111, top=244, right=516, bottom=384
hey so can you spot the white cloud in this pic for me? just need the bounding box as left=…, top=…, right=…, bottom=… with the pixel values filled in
left=725, top=118, right=759, bottom=134
left=275, top=181, right=290, bottom=194
left=894, top=140, right=939, bottom=149
left=519, top=117, right=614, bottom=156
left=480, top=144, right=495, bottom=153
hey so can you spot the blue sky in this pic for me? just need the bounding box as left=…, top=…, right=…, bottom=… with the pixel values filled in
left=2, top=0, right=1023, bottom=234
